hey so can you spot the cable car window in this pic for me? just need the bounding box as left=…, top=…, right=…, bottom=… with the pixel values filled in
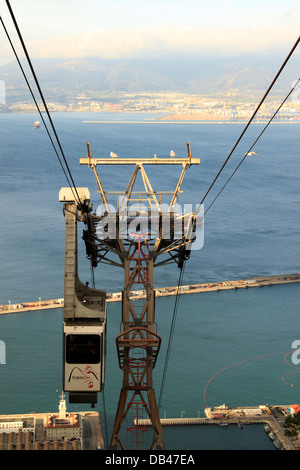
left=66, top=334, right=100, bottom=364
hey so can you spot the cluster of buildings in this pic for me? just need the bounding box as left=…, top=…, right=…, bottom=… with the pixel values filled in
left=205, top=403, right=300, bottom=421
left=4, top=90, right=300, bottom=121
left=275, top=404, right=300, bottom=417
left=204, top=404, right=271, bottom=419
left=0, top=393, right=92, bottom=450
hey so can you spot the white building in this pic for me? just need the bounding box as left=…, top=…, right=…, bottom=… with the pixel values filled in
left=44, top=393, right=82, bottom=444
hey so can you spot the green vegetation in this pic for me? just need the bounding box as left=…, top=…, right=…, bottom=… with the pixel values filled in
left=284, top=413, right=300, bottom=438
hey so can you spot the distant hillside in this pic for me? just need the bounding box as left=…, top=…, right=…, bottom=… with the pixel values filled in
left=0, top=55, right=297, bottom=102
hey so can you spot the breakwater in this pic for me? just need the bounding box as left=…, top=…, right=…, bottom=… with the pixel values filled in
left=137, top=416, right=294, bottom=450
left=1, top=273, right=299, bottom=315
left=82, top=120, right=300, bottom=125
left=136, top=406, right=297, bottom=451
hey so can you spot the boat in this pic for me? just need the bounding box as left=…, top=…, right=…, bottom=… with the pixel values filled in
left=273, top=439, right=282, bottom=450
left=34, top=121, right=40, bottom=128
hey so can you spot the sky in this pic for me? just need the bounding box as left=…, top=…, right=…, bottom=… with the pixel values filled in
left=0, top=0, right=300, bottom=64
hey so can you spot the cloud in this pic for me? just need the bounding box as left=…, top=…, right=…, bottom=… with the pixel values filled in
left=4, top=23, right=300, bottom=61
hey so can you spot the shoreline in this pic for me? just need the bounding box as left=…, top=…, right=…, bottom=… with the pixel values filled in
left=82, top=119, right=300, bottom=124
left=0, top=273, right=299, bottom=315
left=1, top=111, right=299, bottom=124
left=137, top=406, right=297, bottom=451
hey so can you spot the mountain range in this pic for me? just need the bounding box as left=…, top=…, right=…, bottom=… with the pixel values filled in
left=1, top=54, right=298, bottom=102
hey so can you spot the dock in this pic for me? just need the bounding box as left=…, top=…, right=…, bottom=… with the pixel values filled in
left=0, top=298, right=64, bottom=315
left=137, top=416, right=295, bottom=450
left=0, top=273, right=299, bottom=315
left=136, top=404, right=298, bottom=451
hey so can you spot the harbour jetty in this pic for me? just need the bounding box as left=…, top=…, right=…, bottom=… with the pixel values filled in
left=83, top=120, right=300, bottom=125
left=137, top=404, right=300, bottom=450
left=0, top=273, right=299, bottom=315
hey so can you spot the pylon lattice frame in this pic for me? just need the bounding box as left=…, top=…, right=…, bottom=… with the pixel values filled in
left=80, top=144, right=200, bottom=450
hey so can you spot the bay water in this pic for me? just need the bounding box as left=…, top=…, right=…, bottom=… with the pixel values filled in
left=0, top=112, right=299, bottom=450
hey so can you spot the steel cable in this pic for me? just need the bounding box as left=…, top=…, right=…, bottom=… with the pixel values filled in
left=0, top=16, right=80, bottom=203
left=196, top=35, right=300, bottom=215
left=204, top=77, right=300, bottom=215
left=4, top=0, right=82, bottom=206
left=158, top=261, right=186, bottom=411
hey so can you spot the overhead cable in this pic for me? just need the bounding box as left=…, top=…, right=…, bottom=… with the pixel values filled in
left=4, top=0, right=82, bottom=206
left=158, top=261, right=186, bottom=411
left=196, top=35, right=300, bottom=214
left=204, top=76, right=300, bottom=215
left=0, top=16, right=79, bottom=203
left=158, top=36, right=300, bottom=412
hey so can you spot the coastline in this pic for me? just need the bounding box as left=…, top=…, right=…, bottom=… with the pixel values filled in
left=82, top=119, right=300, bottom=124
left=0, top=110, right=299, bottom=124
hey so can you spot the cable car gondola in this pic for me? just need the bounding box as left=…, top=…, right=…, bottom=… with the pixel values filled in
left=59, top=188, right=106, bottom=407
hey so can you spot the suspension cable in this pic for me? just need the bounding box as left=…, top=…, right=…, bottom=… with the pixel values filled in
left=158, top=261, right=186, bottom=411
left=0, top=16, right=80, bottom=204
left=204, top=77, right=300, bottom=215
left=196, top=35, right=300, bottom=214
left=101, top=390, right=109, bottom=449
left=4, top=0, right=82, bottom=206
left=158, top=37, right=300, bottom=411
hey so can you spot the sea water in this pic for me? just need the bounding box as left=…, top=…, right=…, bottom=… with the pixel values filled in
left=0, top=112, right=299, bottom=450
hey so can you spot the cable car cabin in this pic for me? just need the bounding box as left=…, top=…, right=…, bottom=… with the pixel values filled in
left=63, top=321, right=106, bottom=406
left=59, top=193, right=107, bottom=406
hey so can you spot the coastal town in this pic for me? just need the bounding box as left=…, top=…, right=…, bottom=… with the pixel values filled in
left=1, top=400, right=300, bottom=450
left=4, top=90, right=300, bottom=121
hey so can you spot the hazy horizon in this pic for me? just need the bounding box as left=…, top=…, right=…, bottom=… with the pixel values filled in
left=0, top=0, right=299, bottom=65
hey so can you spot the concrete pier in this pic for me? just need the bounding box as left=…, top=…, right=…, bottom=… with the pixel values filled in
left=1, top=273, right=299, bottom=315
left=136, top=413, right=296, bottom=450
